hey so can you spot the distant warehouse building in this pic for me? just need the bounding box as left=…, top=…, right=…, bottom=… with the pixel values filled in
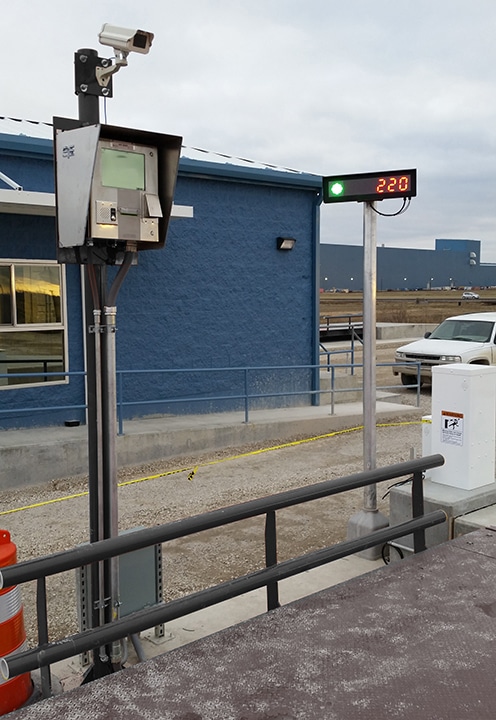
left=0, top=119, right=321, bottom=429
left=320, top=238, right=496, bottom=291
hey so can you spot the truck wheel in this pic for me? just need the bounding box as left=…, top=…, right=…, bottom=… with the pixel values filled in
left=400, top=374, right=417, bottom=387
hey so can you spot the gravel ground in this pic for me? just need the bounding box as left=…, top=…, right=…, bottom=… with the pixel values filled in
left=1, top=376, right=432, bottom=647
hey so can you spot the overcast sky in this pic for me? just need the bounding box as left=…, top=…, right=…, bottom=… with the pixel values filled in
left=3, top=1, right=496, bottom=260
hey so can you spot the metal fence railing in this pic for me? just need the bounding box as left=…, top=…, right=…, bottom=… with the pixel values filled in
left=324, top=361, right=422, bottom=415
left=115, top=364, right=319, bottom=433
left=0, top=360, right=422, bottom=431
left=0, top=453, right=445, bottom=698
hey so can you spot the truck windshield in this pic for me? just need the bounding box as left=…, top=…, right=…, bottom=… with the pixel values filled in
left=429, top=319, right=495, bottom=343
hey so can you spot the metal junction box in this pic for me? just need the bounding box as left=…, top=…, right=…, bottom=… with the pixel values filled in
left=429, top=363, right=496, bottom=490
left=77, top=529, right=163, bottom=665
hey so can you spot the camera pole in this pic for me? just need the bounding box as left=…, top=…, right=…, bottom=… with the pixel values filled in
left=76, top=47, right=121, bottom=678
left=60, top=31, right=179, bottom=681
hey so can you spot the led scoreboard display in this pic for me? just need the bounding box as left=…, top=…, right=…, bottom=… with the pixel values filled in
left=323, top=169, right=416, bottom=203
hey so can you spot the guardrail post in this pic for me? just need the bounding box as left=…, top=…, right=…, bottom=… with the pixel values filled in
left=265, top=511, right=280, bottom=611
left=411, top=469, right=426, bottom=553
left=36, top=577, right=52, bottom=698
left=330, top=365, right=336, bottom=415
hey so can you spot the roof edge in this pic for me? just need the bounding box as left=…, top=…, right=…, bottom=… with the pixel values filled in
left=0, top=133, right=52, bottom=158
left=178, top=157, right=321, bottom=189
left=0, top=133, right=322, bottom=189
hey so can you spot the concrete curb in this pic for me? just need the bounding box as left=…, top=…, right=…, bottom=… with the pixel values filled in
left=0, top=400, right=422, bottom=490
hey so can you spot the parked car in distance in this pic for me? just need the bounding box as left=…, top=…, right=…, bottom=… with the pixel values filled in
left=462, top=291, right=479, bottom=299
left=393, top=312, right=496, bottom=386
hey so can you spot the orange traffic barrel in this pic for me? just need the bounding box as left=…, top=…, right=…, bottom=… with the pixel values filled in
left=0, top=530, right=32, bottom=715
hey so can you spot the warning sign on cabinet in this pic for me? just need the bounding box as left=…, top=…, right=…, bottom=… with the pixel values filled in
left=441, top=410, right=464, bottom=446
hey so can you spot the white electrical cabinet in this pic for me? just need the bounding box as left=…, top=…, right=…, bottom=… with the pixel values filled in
left=430, top=364, right=496, bottom=490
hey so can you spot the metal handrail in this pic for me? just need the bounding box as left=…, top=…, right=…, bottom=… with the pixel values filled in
left=0, top=360, right=421, bottom=430
left=319, top=313, right=363, bottom=329
left=319, top=344, right=353, bottom=371
left=1, top=454, right=445, bottom=689
left=319, top=315, right=363, bottom=374
left=325, top=361, right=422, bottom=415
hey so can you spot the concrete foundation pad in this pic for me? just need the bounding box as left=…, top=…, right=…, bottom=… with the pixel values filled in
left=454, top=504, right=496, bottom=536
left=347, top=508, right=389, bottom=560
left=389, top=477, right=496, bottom=549
left=376, top=322, right=436, bottom=340
left=319, top=372, right=363, bottom=403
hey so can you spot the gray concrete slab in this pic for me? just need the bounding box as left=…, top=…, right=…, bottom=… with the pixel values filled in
left=0, top=399, right=422, bottom=490
left=376, top=321, right=436, bottom=340
left=13, top=529, right=496, bottom=719
left=389, top=477, right=496, bottom=549
left=454, top=504, right=496, bottom=536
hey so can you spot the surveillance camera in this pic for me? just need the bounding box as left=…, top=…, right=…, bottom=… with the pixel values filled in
left=98, top=24, right=154, bottom=55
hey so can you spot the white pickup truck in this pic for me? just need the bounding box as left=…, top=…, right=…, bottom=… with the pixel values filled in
left=393, top=312, right=496, bottom=386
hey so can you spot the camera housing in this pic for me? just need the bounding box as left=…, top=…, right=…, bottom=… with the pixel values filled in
left=98, top=24, right=154, bottom=55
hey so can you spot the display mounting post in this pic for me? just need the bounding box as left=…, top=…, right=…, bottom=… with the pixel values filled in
left=322, top=168, right=417, bottom=559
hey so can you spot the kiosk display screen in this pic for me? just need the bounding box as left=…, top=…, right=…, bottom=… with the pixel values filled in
left=101, top=148, right=146, bottom=191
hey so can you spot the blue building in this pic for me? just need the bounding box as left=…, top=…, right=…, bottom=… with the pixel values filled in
left=0, top=121, right=322, bottom=429
left=320, top=238, right=496, bottom=292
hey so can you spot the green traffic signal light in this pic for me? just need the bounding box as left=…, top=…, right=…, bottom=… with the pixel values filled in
left=329, top=181, right=345, bottom=197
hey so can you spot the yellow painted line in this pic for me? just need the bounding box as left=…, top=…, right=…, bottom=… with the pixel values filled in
left=0, top=420, right=423, bottom=516
left=377, top=421, right=422, bottom=428
left=0, top=491, right=89, bottom=516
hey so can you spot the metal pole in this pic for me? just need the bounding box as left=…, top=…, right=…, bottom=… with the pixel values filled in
left=346, top=201, right=388, bottom=559
left=77, top=54, right=103, bottom=558
left=99, top=251, right=133, bottom=667
left=76, top=53, right=113, bottom=676
left=101, top=304, right=121, bottom=665
left=76, top=47, right=122, bottom=676
left=101, top=307, right=118, bottom=542
left=362, top=201, right=377, bottom=506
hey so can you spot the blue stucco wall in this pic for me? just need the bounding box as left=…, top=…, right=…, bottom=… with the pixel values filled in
left=0, top=136, right=320, bottom=428
left=0, top=155, right=54, bottom=193
left=111, top=174, right=319, bottom=418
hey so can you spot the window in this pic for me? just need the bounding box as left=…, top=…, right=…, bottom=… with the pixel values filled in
left=0, top=261, right=66, bottom=387
left=430, top=319, right=495, bottom=344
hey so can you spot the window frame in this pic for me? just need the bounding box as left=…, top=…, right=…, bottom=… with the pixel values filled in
left=0, top=259, right=68, bottom=390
